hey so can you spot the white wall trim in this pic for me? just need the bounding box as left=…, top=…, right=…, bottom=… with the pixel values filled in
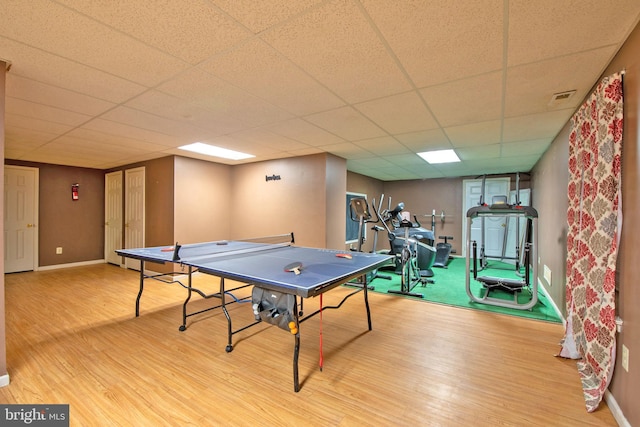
left=605, top=389, right=630, bottom=427
left=0, top=373, right=10, bottom=387
left=538, top=278, right=565, bottom=323
left=38, top=259, right=105, bottom=271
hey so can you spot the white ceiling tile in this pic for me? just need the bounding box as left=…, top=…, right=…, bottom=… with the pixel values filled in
left=215, top=0, right=324, bottom=34
left=353, top=136, right=412, bottom=156
left=0, top=1, right=190, bottom=86
left=5, top=113, right=74, bottom=135
left=199, top=38, right=344, bottom=116
left=355, top=92, right=438, bottom=134
left=262, top=118, right=345, bottom=146
left=456, top=144, right=501, bottom=160
left=395, top=129, right=450, bottom=151
left=2, top=1, right=639, bottom=180
left=6, top=97, right=91, bottom=127
left=445, top=120, right=502, bottom=147
left=99, top=106, right=213, bottom=142
left=262, top=0, right=411, bottom=103
left=421, top=72, right=503, bottom=127
left=503, top=110, right=574, bottom=143
left=319, top=142, right=375, bottom=160
left=82, top=118, right=183, bottom=147
left=124, top=90, right=245, bottom=136
left=508, top=0, right=640, bottom=66
left=304, top=106, right=387, bottom=141
left=501, top=139, right=551, bottom=157
left=0, top=36, right=147, bottom=103
left=229, top=128, right=310, bottom=151
left=505, top=47, right=618, bottom=117
left=57, top=0, right=253, bottom=64
left=385, top=154, right=429, bottom=167
left=362, top=0, right=504, bottom=87
left=6, top=74, right=116, bottom=116
left=66, top=128, right=170, bottom=153
left=158, top=67, right=294, bottom=127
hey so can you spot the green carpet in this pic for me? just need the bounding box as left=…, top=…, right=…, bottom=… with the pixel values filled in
left=365, top=257, right=562, bottom=323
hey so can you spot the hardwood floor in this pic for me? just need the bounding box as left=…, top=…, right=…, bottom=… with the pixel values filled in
left=1, top=264, right=617, bottom=426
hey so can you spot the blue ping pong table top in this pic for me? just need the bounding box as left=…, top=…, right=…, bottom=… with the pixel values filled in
left=116, top=241, right=393, bottom=298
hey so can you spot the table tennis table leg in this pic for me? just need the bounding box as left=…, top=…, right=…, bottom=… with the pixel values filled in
left=135, top=260, right=145, bottom=317
left=363, top=275, right=372, bottom=331
left=293, top=332, right=300, bottom=392
left=219, top=278, right=235, bottom=352
left=178, top=266, right=195, bottom=331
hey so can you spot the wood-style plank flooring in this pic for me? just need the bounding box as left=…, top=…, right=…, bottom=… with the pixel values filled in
left=0, top=264, right=617, bottom=426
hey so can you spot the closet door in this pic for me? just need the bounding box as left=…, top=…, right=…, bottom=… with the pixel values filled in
left=4, top=165, right=38, bottom=273
left=124, top=167, right=145, bottom=270
left=104, top=171, right=123, bottom=265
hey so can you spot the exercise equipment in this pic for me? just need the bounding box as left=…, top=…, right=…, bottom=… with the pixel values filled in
left=465, top=202, right=539, bottom=310
left=372, top=195, right=436, bottom=298
left=348, top=197, right=392, bottom=287
left=433, top=236, right=453, bottom=268
left=474, top=172, right=529, bottom=273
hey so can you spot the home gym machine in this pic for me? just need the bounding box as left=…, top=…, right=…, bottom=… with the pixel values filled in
left=465, top=199, right=539, bottom=310
left=428, top=210, right=454, bottom=268
left=373, top=195, right=436, bottom=298
left=349, top=196, right=392, bottom=288
left=474, top=172, right=529, bottom=273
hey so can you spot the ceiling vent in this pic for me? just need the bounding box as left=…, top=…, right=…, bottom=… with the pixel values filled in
left=548, top=90, right=576, bottom=107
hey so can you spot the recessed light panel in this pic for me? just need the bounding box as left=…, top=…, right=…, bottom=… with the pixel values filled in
left=178, top=142, right=255, bottom=160
left=417, top=149, right=460, bottom=164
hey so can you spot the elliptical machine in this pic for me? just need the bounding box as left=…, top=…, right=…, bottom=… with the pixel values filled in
left=348, top=197, right=392, bottom=288
left=372, top=195, right=435, bottom=298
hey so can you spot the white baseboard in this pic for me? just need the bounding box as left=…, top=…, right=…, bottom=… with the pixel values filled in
left=538, top=278, right=565, bottom=323
left=605, top=389, right=630, bottom=427
left=37, top=259, right=105, bottom=271
left=0, top=373, right=10, bottom=387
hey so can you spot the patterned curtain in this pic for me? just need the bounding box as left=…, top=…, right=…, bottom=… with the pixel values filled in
left=559, top=72, right=623, bottom=412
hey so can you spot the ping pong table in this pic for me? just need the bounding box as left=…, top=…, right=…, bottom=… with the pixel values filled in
left=115, top=234, right=392, bottom=391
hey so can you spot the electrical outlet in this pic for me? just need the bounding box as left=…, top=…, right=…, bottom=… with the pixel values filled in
left=544, top=265, right=552, bottom=286
left=56, top=247, right=63, bottom=255
left=622, top=344, right=629, bottom=372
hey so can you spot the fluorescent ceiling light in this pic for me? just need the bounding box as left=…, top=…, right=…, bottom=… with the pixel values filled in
left=417, top=149, right=460, bottom=164
left=178, top=142, right=254, bottom=160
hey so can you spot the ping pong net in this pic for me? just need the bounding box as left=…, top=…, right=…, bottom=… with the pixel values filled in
left=170, top=232, right=295, bottom=263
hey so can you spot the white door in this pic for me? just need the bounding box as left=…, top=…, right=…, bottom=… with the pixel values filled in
left=462, top=178, right=510, bottom=257
left=105, top=171, right=123, bottom=265
left=4, top=166, right=38, bottom=273
left=125, top=167, right=145, bottom=270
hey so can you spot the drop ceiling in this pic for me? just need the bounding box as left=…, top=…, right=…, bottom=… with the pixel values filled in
left=2, top=1, right=640, bottom=181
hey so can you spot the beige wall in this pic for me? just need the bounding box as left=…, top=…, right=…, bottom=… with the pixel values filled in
left=174, top=156, right=231, bottom=244
left=383, top=177, right=464, bottom=253
left=531, top=22, right=640, bottom=425
left=230, top=153, right=334, bottom=248
left=324, top=154, right=347, bottom=250
left=144, top=157, right=175, bottom=248
left=530, top=126, right=570, bottom=312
